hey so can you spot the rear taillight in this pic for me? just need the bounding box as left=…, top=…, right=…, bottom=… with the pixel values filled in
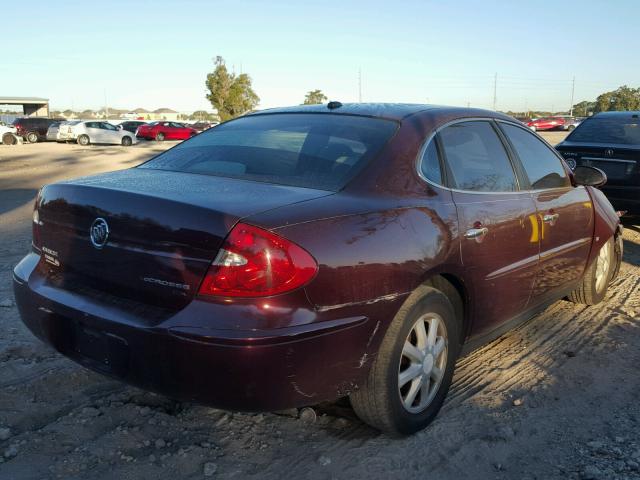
left=198, top=223, right=318, bottom=298
left=32, top=202, right=41, bottom=249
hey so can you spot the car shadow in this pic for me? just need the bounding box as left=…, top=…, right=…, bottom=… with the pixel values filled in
left=0, top=188, right=38, bottom=215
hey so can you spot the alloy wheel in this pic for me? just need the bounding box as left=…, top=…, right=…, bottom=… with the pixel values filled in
left=398, top=312, right=448, bottom=413
left=595, top=239, right=612, bottom=293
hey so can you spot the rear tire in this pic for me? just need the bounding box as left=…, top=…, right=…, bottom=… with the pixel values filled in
left=568, top=237, right=614, bottom=305
left=568, top=125, right=576, bottom=131
left=77, top=135, right=90, bottom=146
left=121, top=136, right=133, bottom=147
left=155, top=132, right=165, bottom=141
left=26, top=131, right=38, bottom=143
left=350, top=286, right=460, bottom=435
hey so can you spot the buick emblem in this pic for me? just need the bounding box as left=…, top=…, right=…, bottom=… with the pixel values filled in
left=605, top=148, right=614, bottom=157
left=90, top=218, right=110, bottom=249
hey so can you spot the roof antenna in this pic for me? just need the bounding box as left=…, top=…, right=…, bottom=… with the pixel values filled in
left=327, top=101, right=342, bottom=110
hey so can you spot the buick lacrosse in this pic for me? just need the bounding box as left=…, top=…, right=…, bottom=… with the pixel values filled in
left=14, top=103, right=623, bottom=434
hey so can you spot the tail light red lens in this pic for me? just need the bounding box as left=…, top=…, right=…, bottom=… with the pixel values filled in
left=198, top=223, right=318, bottom=298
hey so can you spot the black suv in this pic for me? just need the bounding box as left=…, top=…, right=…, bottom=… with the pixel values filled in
left=12, top=117, right=65, bottom=143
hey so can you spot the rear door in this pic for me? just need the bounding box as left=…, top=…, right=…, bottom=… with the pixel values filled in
left=438, top=120, right=539, bottom=336
left=100, top=122, right=120, bottom=144
left=498, top=122, right=593, bottom=302
left=85, top=122, right=103, bottom=142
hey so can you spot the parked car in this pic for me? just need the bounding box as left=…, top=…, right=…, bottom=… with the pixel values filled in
left=57, top=121, right=83, bottom=142
left=189, top=122, right=214, bottom=132
left=62, top=121, right=138, bottom=146
left=556, top=111, right=640, bottom=217
left=1, top=123, right=18, bottom=145
left=527, top=116, right=567, bottom=131
left=117, top=120, right=147, bottom=134
left=46, top=122, right=62, bottom=142
left=13, top=104, right=622, bottom=435
left=136, top=121, right=197, bottom=141
left=12, top=117, right=65, bottom=143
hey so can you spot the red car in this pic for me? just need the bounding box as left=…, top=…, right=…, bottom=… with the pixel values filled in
left=136, top=121, right=197, bottom=141
left=13, top=104, right=622, bottom=435
left=527, top=116, right=568, bottom=131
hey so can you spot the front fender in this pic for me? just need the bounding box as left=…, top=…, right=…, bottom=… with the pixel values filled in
left=586, top=185, right=620, bottom=269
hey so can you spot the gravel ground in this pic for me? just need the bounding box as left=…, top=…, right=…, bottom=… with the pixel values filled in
left=1, top=136, right=639, bottom=480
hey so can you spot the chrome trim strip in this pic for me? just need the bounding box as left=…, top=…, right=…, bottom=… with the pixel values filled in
left=415, top=117, right=577, bottom=196
left=581, top=157, right=636, bottom=164
left=539, top=237, right=591, bottom=260
left=486, top=253, right=539, bottom=280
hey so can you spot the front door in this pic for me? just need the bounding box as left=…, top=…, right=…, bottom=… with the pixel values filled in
left=438, top=120, right=539, bottom=337
left=497, top=122, right=593, bottom=302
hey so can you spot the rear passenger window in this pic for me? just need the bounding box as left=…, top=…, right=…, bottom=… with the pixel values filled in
left=438, top=121, right=517, bottom=192
left=500, top=123, right=570, bottom=189
left=419, top=139, right=442, bottom=184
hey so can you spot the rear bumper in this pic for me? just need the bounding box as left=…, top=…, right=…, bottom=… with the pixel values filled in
left=13, top=253, right=380, bottom=411
left=601, top=185, right=640, bottom=216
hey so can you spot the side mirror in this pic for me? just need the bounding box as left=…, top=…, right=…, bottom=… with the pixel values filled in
left=573, top=166, right=607, bottom=187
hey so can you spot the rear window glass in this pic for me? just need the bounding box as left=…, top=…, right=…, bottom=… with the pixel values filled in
left=567, top=115, right=640, bottom=145
left=140, top=113, right=398, bottom=191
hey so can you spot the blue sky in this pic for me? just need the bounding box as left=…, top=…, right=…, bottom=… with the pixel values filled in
left=2, top=0, right=638, bottom=113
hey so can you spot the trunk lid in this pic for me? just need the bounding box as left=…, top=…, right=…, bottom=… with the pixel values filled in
left=556, top=141, right=640, bottom=186
left=36, top=168, right=331, bottom=309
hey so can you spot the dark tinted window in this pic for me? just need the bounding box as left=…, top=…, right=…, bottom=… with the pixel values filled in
left=438, top=121, right=517, bottom=192
left=420, top=139, right=442, bottom=184
left=140, top=113, right=397, bottom=191
left=567, top=115, right=640, bottom=145
left=501, top=123, right=570, bottom=189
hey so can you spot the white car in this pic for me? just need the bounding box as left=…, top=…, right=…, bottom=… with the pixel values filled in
left=63, top=121, right=138, bottom=146
left=46, top=122, right=63, bottom=141
left=1, top=123, right=18, bottom=145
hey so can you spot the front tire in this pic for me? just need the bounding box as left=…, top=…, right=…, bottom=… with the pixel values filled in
left=77, top=135, right=90, bottom=146
left=568, top=237, right=614, bottom=305
left=26, top=131, right=39, bottom=143
left=350, top=286, right=460, bottom=435
left=155, top=132, right=165, bottom=142
left=121, top=136, right=133, bottom=147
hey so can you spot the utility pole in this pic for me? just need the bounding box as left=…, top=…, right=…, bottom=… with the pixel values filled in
left=492, top=73, right=497, bottom=111
left=104, top=89, right=109, bottom=119
left=358, top=68, right=362, bottom=103
left=569, top=76, right=575, bottom=116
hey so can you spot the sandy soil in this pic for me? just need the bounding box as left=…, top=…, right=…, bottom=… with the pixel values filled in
left=1, top=137, right=639, bottom=480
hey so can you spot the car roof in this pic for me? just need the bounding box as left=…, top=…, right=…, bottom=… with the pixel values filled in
left=250, top=103, right=512, bottom=123
left=593, top=111, right=640, bottom=118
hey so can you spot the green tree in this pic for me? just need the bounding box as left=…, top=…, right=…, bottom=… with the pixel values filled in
left=303, top=89, right=328, bottom=105
left=205, top=56, right=259, bottom=122
left=594, top=85, right=640, bottom=112
left=571, top=100, right=596, bottom=116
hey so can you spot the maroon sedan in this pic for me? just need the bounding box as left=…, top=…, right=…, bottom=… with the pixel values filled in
left=13, top=104, right=623, bottom=434
left=136, top=121, right=197, bottom=141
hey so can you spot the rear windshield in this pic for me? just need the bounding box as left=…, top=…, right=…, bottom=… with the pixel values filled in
left=139, top=113, right=398, bottom=191
left=566, top=115, right=640, bottom=145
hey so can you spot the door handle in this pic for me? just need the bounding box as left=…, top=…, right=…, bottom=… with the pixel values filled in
left=464, top=227, right=488, bottom=240
left=543, top=213, right=559, bottom=224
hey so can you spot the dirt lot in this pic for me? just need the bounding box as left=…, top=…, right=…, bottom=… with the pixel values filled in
left=1, top=136, right=639, bottom=480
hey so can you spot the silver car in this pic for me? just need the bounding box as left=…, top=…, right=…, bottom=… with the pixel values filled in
left=70, top=121, right=138, bottom=146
